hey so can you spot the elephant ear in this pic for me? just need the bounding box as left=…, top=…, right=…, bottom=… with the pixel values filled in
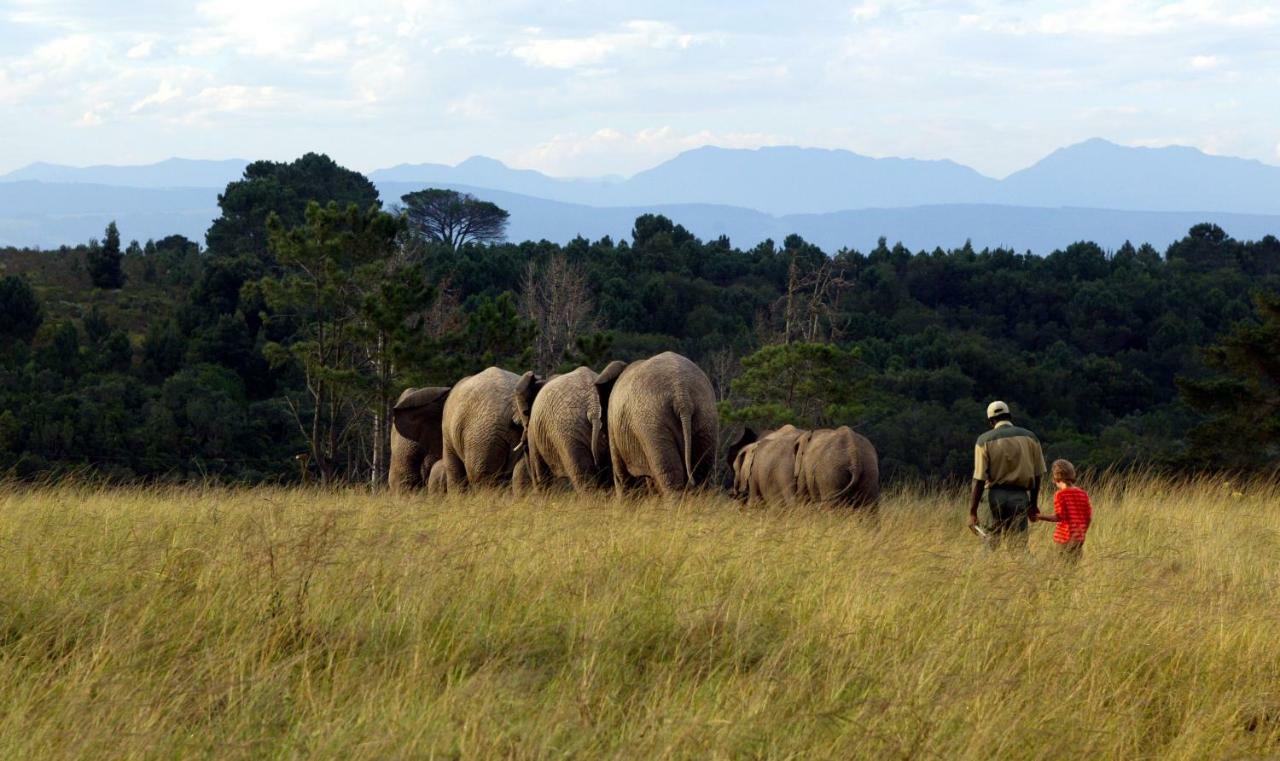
left=513, top=371, right=538, bottom=427
left=792, top=431, right=813, bottom=483
left=726, top=427, right=757, bottom=473
left=512, top=372, right=546, bottom=452
left=392, top=386, right=451, bottom=460
left=593, top=360, right=628, bottom=418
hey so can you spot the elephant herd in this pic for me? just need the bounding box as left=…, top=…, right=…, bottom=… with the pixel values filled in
left=390, top=351, right=879, bottom=509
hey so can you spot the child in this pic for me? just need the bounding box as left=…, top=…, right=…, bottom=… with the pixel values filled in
left=1032, top=459, right=1092, bottom=560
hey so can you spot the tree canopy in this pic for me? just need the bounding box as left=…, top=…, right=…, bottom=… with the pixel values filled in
left=1, top=153, right=1277, bottom=484
left=401, top=189, right=510, bottom=251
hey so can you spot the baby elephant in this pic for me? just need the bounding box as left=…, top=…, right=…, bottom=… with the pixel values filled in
left=793, top=426, right=880, bottom=509
left=728, top=424, right=805, bottom=505
left=729, top=424, right=879, bottom=509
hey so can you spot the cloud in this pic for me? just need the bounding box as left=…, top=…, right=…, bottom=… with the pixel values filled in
left=511, top=21, right=705, bottom=69
left=1189, top=54, right=1221, bottom=70
left=130, top=81, right=183, bottom=113
left=1, top=0, right=1279, bottom=178
left=126, top=40, right=153, bottom=59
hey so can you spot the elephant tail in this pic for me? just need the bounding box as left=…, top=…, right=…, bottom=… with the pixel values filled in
left=680, top=410, right=695, bottom=487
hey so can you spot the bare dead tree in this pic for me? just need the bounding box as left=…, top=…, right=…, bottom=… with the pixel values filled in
left=520, top=254, right=598, bottom=375
left=704, top=348, right=741, bottom=403
left=400, top=188, right=509, bottom=251
left=775, top=255, right=852, bottom=345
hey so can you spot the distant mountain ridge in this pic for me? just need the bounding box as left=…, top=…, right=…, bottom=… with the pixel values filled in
left=1, top=158, right=250, bottom=189
left=3, top=178, right=1278, bottom=256
left=3, top=139, right=1280, bottom=251
left=8, top=139, right=1280, bottom=216
left=368, top=140, right=1280, bottom=216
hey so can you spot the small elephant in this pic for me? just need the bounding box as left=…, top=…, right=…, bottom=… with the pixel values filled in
left=513, top=366, right=610, bottom=493
left=392, top=367, right=526, bottom=492
left=594, top=351, right=719, bottom=495
left=390, top=385, right=450, bottom=494
left=728, top=424, right=805, bottom=505
left=793, top=426, right=880, bottom=509
left=426, top=458, right=447, bottom=495
left=730, top=440, right=758, bottom=500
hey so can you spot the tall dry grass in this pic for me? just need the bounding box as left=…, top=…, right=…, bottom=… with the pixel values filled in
left=0, top=475, right=1276, bottom=759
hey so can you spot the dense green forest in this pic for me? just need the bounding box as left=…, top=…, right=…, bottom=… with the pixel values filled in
left=1, top=153, right=1277, bottom=484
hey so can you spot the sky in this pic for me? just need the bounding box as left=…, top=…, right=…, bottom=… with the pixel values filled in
left=2, top=0, right=1279, bottom=179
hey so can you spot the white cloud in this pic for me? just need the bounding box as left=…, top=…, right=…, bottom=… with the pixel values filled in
left=1189, top=54, right=1221, bottom=70
left=130, top=81, right=183, bottom=113
left=126, top=40, right=153, bottom=59
left=1, top=0, right=1279, bottom=178
left=511, top=21, right=704, bottom=69
left=186, top=85, right=278, bottom=118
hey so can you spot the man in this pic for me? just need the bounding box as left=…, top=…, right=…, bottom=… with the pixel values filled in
left=968, top=400, right=1046, bottom=549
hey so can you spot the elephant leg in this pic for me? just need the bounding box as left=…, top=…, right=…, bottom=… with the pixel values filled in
left=426, top=459, right=447, bottom=496
left=512, top=456, right=533, bottom=496
left=609, top=446, right=642, bottom=498
left=562, top=445, right=598, bottom=493
left=643, top=439, right=687, bottom=496
left=442, top=445, right=467, bottom=492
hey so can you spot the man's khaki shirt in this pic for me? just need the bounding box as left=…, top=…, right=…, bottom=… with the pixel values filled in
left=973, top=421, right=1046, bottom=489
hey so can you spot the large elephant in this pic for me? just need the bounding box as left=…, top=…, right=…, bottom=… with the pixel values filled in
left=513, top=366, right=610, bottom=493
left=793, top=426, right=880, bottom=508
left=392, top=367, right=526, bottom=492
left=390, top=385, right=450, bottom=494
left=727, top=424, right=805, bottom=505
left=594, top=351, right=719, bottom=495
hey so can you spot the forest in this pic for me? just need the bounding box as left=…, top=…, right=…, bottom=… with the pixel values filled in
left=1, top=152, right=1277, bottom=484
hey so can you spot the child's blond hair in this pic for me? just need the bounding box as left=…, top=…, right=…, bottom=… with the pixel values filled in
left=1051, top=459, right=1077, bottom=485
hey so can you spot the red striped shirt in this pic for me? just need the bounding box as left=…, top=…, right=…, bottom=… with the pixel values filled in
left=1053, top=486, right=1092, bottom=544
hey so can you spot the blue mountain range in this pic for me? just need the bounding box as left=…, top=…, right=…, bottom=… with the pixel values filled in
left=3, top=139, right=1278, bottom=252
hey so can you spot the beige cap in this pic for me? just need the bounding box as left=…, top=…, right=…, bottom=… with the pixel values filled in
left=986, top=400, right=1010, bottom=419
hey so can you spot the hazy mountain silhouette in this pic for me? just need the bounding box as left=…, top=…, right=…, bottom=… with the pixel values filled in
left=370, top=140, right=1280, bottom=215
left=375, top=182, right=1280, bottom=255
left=995, top=138, right=1280, bottom=214
left=4, top=140, right=1280, bottom=250
left=619, top=146, right=998, bottom=214
left=372, top=156, right=617, bottom=204
left=1, top=158, right=249, bottom=189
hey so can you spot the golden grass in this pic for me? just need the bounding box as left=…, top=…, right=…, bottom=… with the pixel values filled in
left=0, top=476, right=1277, bottom=759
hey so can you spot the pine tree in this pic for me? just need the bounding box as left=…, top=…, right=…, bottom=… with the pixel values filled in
left=86, top=221, right=126, bottom=289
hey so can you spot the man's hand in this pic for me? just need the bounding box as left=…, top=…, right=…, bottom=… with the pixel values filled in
left=968, top=479, right=984, bottom=528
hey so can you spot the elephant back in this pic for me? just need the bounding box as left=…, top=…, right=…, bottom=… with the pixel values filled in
left=530, top=366, right=605, bottom=477
left=443, top=367, right=523, bottom=484
left=602, top=351, right=719, bottom=491
left=795, top=426, right=880, bottom=508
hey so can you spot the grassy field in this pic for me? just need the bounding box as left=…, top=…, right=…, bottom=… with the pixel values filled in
left=0, top=477, right=1277, bottom=759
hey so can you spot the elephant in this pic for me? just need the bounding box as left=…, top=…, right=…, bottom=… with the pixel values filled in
left=513, top=366, right=610, bottom=493
left=727, top=424, right=805, bottom=505
left=392, top=367, right=526, bottom=492
left=594, top=351, right=719, bottom=495
left=792, top=426, right=880, bottom=509
left=730, top=440, right=758, bottom=500
left=426, top=458, right=447, bottom=494
left=390, top=385, right=450, bottom=494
